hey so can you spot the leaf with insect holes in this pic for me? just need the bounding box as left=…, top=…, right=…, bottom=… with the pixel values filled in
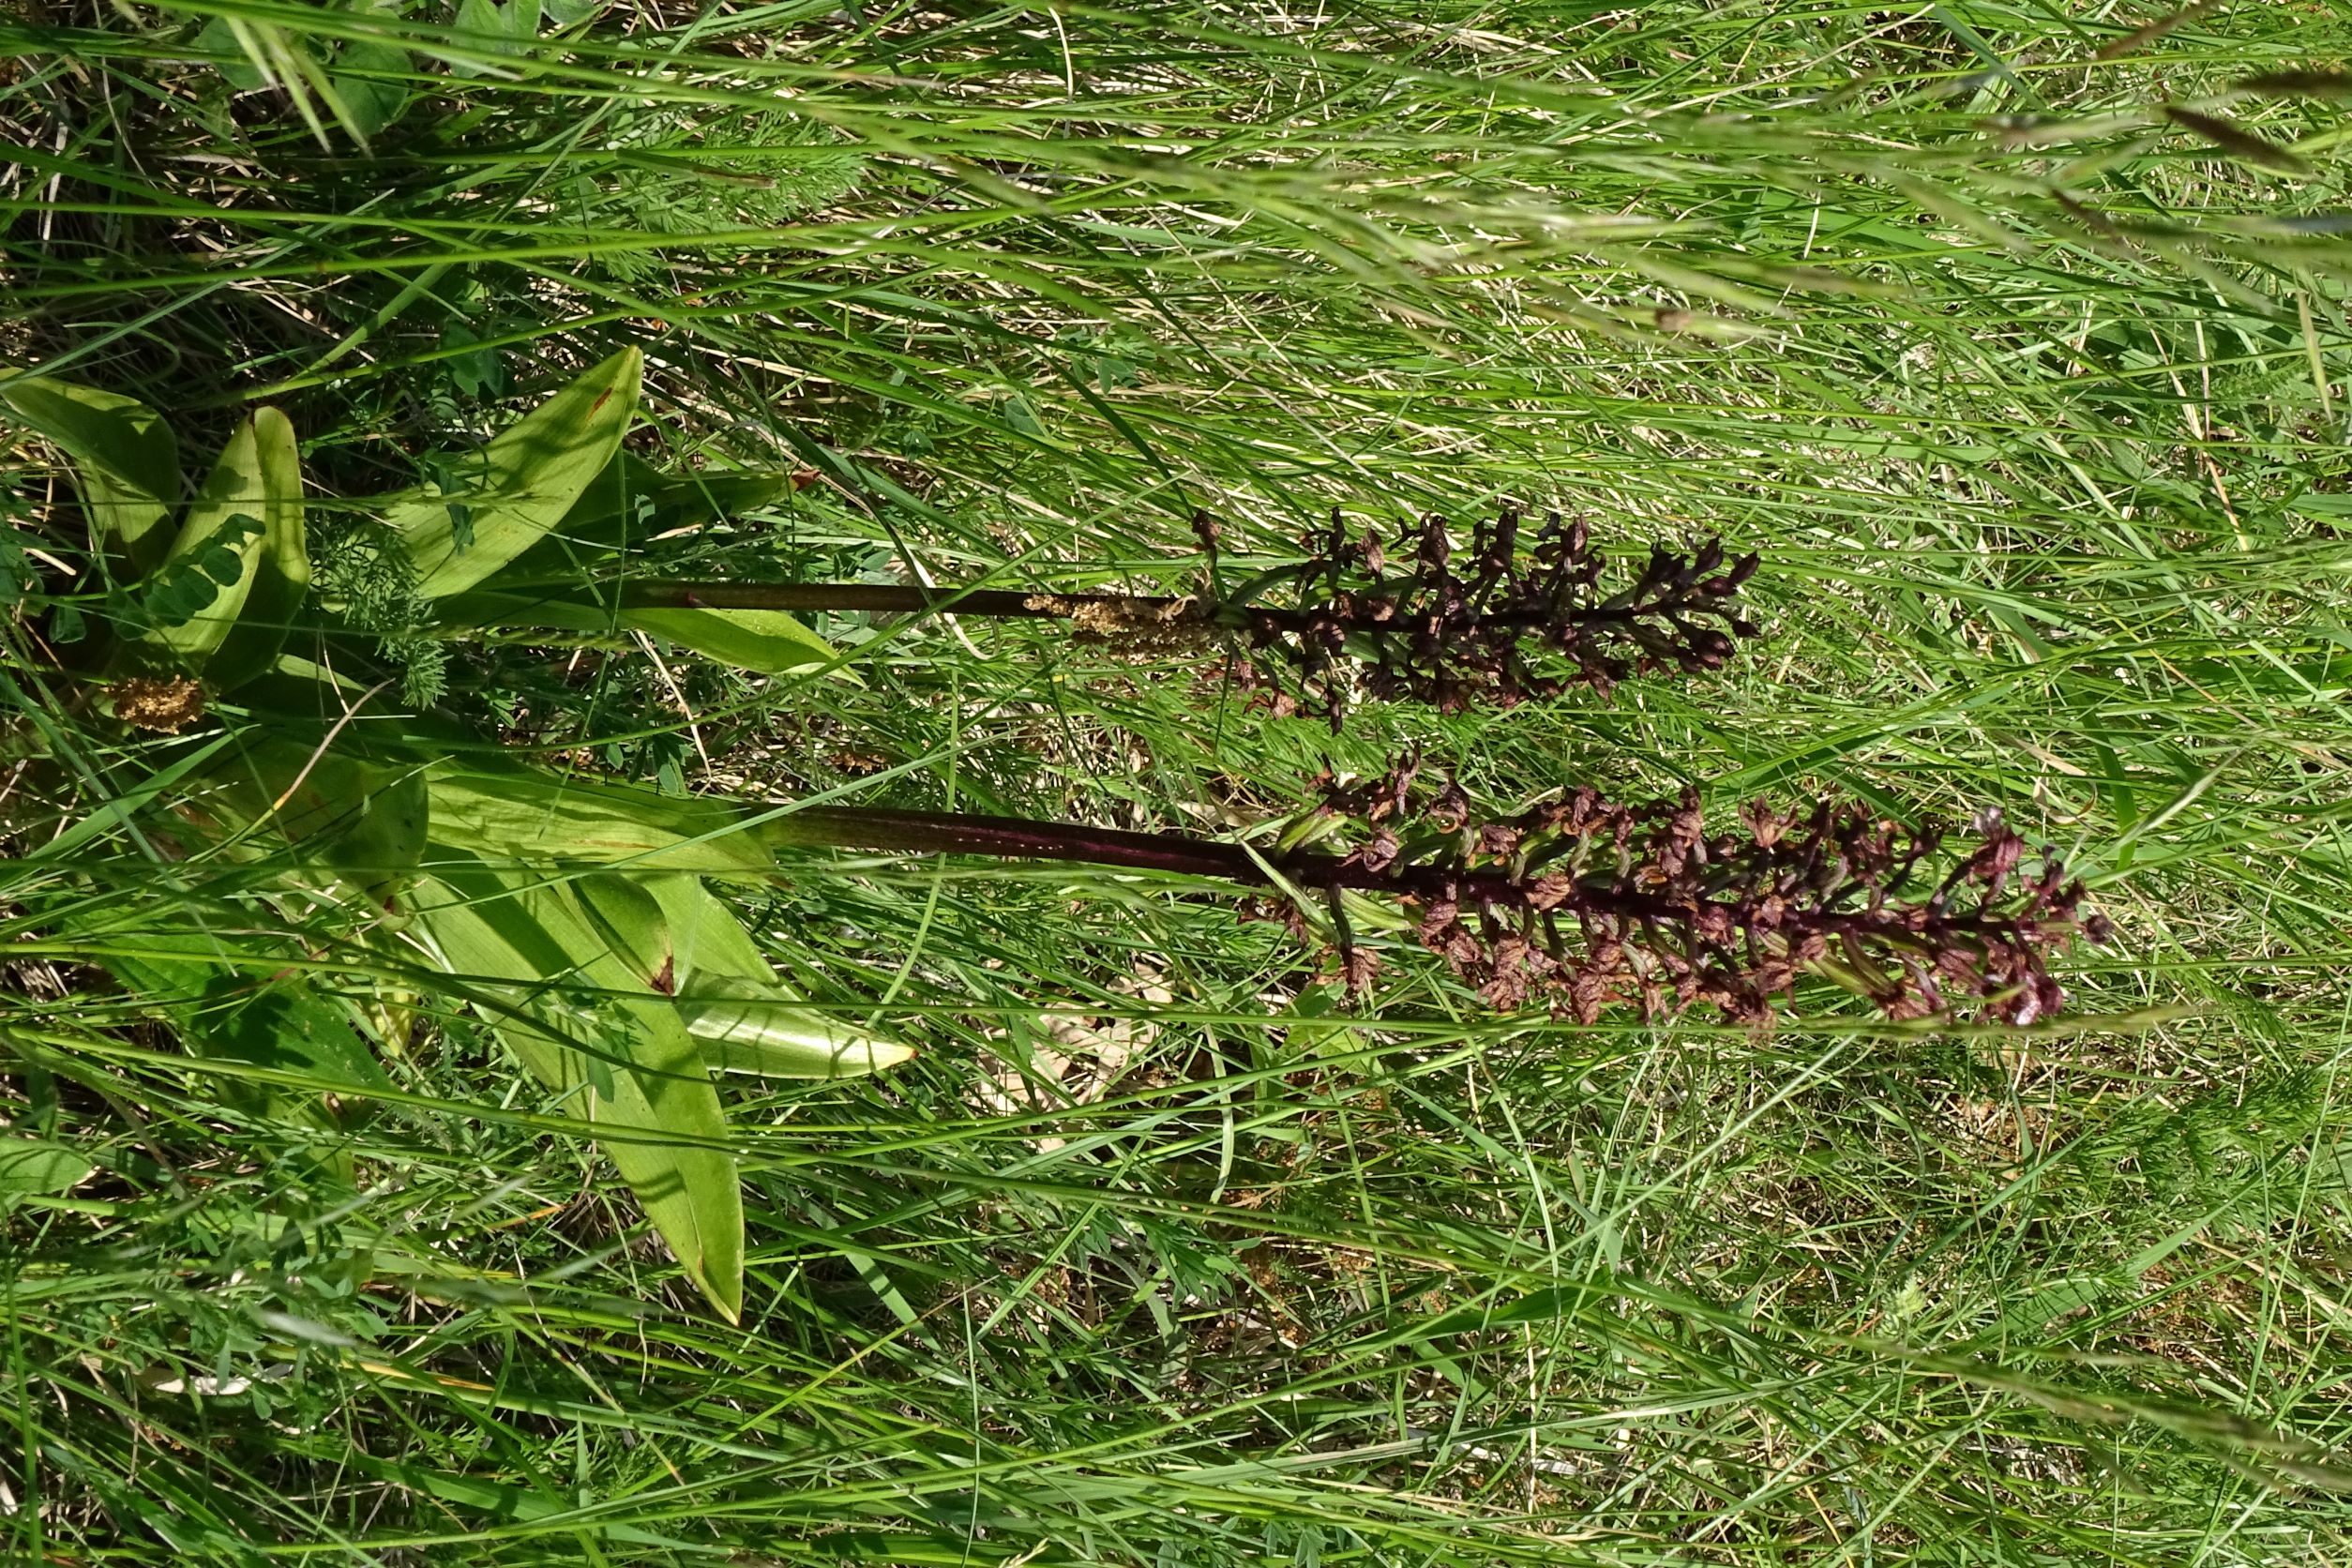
left=0, top=370, right=181, bottom=578
left=0, top=1137, right=94, bottom=1200
left=389, top=349, right=641, bottom=598
left=412, top=851, right=744, bottom=1320
left=647, top=874, right=912, bottom=1078
left=141, top=410, right=300, bottom=671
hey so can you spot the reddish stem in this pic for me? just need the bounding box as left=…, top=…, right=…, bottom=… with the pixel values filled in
left=784, top=806, right=2026, bottom=960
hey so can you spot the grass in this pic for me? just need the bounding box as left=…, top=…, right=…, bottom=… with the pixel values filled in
left=7, top=0, right=2352, bottom=1561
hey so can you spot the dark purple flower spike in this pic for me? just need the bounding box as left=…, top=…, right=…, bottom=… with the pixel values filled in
left=1205, top=508, right=1761, bottom=727
left=1262, top=761, right=2110, bottom=1026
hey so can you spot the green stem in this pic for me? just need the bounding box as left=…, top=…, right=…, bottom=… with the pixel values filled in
left=619, top=582, right=1178, bottom=620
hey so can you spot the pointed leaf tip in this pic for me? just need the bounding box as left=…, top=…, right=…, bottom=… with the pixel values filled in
left=0, top=371, right=181, bottom=576
left=391, top=347, right=643, bottom=599
left=411, top=852, right=743, bottom=1322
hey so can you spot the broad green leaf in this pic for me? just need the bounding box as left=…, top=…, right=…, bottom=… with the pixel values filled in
left=448, top=0, right=540, bottom=76
left=461, top=460, right=808, bottom=648
left=626, top=606, right=837, bottom=677
left=433, top=459, right=801, bottom=613
left=568, top=872, right=671, bottom=986
left=344, top=766, right=432, bottom=897
left=430, top=587, right=626, bottom=638
left=194, top=739, right=429, bottom=897
left=229, top=655, right=381, bottom=738
left=0, top=371, right=180, bottom=577
left=426, top=457, right=796, bottom=630
left=145, top=412, right=298, bottom=671
left=436, top=585, right=840, bottom=678
left=336, top=1455, right=686, bottom=1549
left=680, top=976, right=915, bottom=1079
left=89, top=929, right=393, bottom=1170
left=424, top=760, right=777, bottom=879
left=578, top=870, right=911, bottom=1077
left=0, top=1136, right=94, bottom=1199
left=389, top=348, right=641, bottom=598
left=196, top=15, right=270, bottom=90
left=207, top=408, right=309, bottom=690
left=412, top=853, right=743, bottom=1319
left=117, top=944, right=394, bottom=1097
left=330, top=39, right=411, bottom=143
left=647, top=875, right=912, bottom=1078
left=645, top=872, right=774, bottom=985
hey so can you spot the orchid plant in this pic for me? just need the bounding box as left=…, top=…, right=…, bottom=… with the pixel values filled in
left=1, top=351, right=2106, bottom=1319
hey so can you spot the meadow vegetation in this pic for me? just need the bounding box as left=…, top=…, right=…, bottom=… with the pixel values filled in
left=4, top=1, right=2352, bottom=1561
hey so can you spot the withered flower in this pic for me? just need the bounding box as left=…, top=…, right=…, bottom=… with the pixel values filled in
left=1206, top=508, right=1760, bottom=727
left=107, top=676, right=207, bottom=733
